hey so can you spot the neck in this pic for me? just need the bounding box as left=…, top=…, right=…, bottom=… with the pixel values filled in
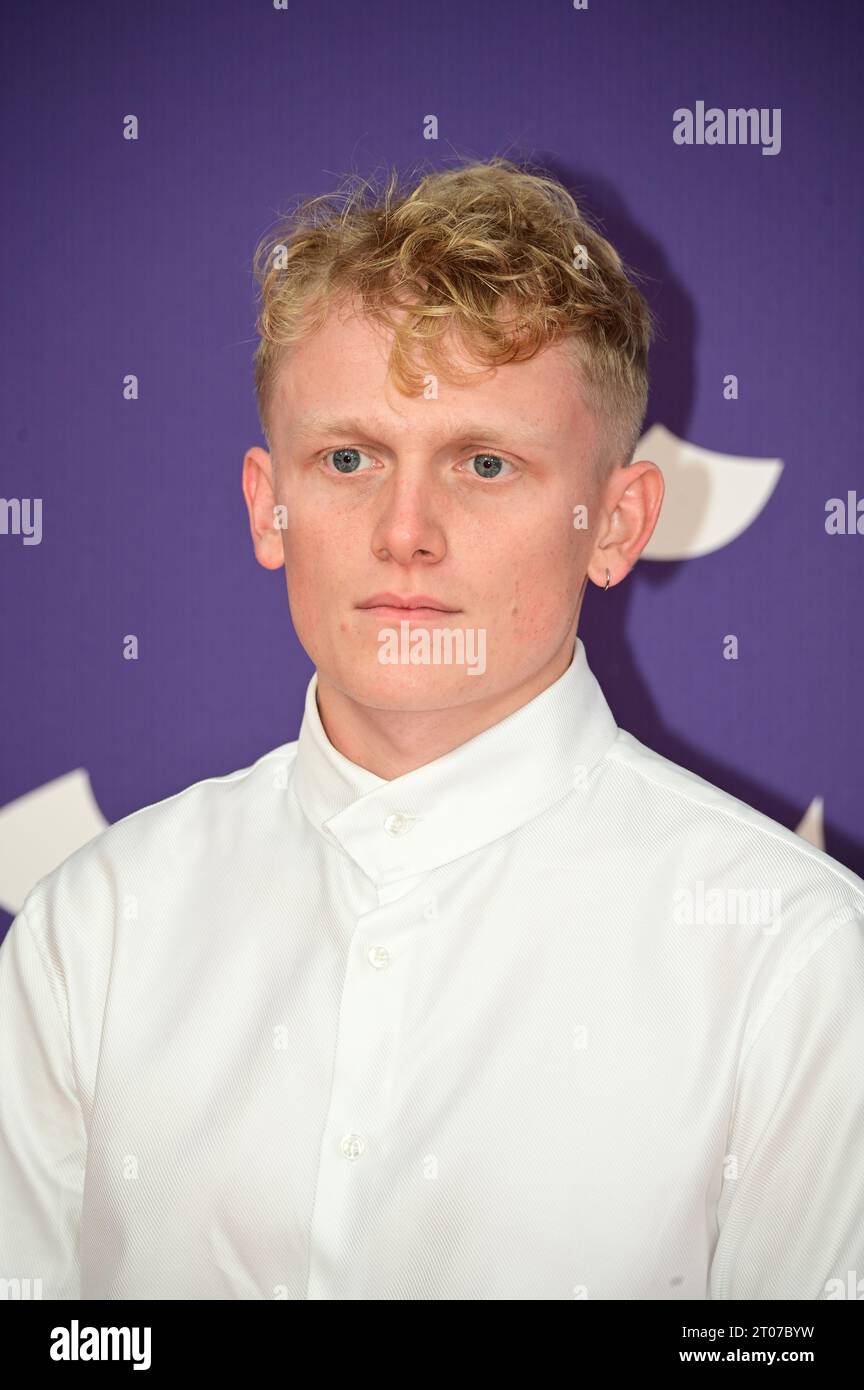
left=315, top=635, right=578, bottom=780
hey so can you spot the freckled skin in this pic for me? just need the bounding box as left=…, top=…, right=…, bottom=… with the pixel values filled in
left=242, top=297, right=663, bottom=776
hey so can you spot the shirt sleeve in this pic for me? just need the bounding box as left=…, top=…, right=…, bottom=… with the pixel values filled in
left=0, top=905, right=87, bottom=1299
left=708, top=912, right=864, bottom=1300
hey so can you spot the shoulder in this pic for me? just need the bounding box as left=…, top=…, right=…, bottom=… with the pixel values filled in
left=601, top=726, right=864, bottom=925
left=601, top=729, right=864, bottom=1056
left=19, top=739, right=300, bottom=938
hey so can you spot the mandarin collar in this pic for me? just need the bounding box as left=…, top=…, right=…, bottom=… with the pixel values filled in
left=291, top=637, right=618, bottom=887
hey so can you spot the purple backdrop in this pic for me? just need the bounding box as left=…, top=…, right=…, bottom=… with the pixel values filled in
left=2, top=0, right=863, bottom=944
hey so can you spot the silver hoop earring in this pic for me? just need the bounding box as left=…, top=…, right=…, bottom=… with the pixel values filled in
left=603, top=568, right=611, bottom=592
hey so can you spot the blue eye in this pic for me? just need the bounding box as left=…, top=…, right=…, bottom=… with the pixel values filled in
left=326, top=447, right=374, bottom=474
left=468, top=453, right=511, bottom=479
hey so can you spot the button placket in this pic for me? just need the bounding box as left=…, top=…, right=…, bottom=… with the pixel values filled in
left=305, top=895, right=413, bottom=1299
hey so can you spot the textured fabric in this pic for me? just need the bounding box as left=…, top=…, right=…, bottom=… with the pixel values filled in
left=1, top=637, right=863, bottom=1301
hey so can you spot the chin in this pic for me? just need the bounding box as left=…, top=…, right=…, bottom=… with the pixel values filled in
left=325, top=645, right=492, bottom=712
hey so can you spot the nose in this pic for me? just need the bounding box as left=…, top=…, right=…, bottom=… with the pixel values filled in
left=370, top=470, right=447, bottom=566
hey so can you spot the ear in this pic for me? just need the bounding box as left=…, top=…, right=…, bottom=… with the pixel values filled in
left=588, top=459, right=664, bottom=587
left=241, top=446, right=285, bottom=571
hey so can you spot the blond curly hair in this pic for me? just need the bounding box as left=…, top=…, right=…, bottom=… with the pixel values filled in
left=251, top=157, right=654, bottom=475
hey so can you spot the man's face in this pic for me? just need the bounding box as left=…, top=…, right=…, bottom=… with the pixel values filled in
left=249, top=298, right=606, bottom=713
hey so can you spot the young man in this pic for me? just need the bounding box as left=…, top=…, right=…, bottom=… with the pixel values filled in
left=2, top=158, right=863, bottom=1301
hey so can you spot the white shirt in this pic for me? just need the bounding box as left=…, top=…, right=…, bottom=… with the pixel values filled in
left=2, top=637, right=864, bottom=1301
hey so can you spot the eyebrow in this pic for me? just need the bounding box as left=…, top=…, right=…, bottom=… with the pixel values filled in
left=290, top=415, right=555, bottom=449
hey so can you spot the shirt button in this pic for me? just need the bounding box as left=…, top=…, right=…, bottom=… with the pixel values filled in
left=340, top=1133, right=366, bottom=1161
left=367, top=945, right=391, bottom=970
left=383, top=812, right=414, bottom=836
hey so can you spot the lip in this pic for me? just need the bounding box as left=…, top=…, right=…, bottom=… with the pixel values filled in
left=357, top=592, right=462, bottom=614
left=359, top=605, right=460, bottom=623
